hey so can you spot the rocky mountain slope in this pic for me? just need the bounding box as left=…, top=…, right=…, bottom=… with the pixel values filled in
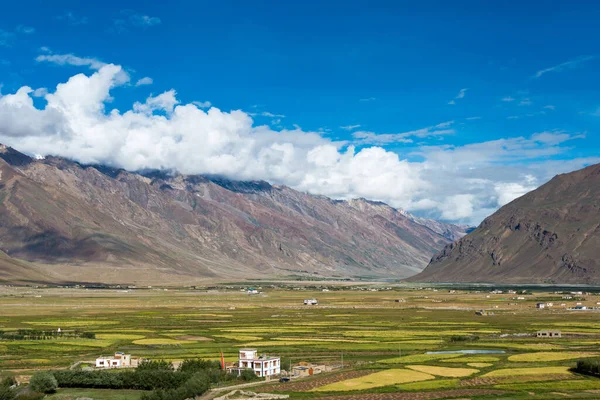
left=408, top=163, right=600, bottom=284
left=0, top=144, right=466, bottom=285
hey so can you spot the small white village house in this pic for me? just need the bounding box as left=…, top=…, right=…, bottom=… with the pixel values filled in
left=96, top=352, right=139, bottom=369
left=229, top=349, right=280, bottom=378
left=304, top=299, right=318, bottom=305
left=536, top=330, right=561, bottom=338
left=536, top=303, right=545, bottom=309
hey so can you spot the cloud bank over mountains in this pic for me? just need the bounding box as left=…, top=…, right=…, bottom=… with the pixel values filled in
left=0, top=60, right=596, bottom=224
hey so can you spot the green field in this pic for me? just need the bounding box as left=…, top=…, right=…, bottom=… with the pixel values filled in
left=1, top=285, right=600, bottom=399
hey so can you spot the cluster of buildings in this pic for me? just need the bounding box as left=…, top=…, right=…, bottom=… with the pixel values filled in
left=291, top=362, right=332, bottom=377
left=95, top=348, right=340, bottom=381
left=537, top=302, right=590, bottom=310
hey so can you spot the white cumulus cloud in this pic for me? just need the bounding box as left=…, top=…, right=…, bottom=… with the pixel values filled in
left=0, top=61, right=597, bottom=225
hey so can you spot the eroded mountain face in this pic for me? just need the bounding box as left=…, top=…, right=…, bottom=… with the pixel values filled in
left=0, top=144, right=466, bottom=285
left=409, top=163, right=600, bottom=284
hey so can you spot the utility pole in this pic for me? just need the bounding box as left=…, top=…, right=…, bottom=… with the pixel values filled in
left=341, top=351, right=344, bottom=369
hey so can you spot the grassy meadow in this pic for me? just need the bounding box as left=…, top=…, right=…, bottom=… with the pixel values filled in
left=1, top=284, right=600, bottom=399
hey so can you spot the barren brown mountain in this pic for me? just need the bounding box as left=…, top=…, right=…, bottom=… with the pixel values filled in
left=409, top=163, right=600, bottom=284
left=0, top=144, right=467, bottom=285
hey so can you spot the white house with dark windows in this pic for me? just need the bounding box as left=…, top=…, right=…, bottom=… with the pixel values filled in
left=536, top=330, right=561, bottom=338
left=95, top=352, right=140, bottom=368
left=229, top=349, right=280, bottom=378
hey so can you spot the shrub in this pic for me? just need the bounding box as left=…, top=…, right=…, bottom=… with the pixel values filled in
left=29, top=372, right=57, bottom=394
left=0, top=377, right=15, bottom=389
left=11, top=391, right=44, bottom=400
left=0, top=385, right=15, bottom=400
left=240, top=369, right=260, bottom=382
left=575, top=359, right=600, bottom=377
left=449, top=335, right=479, bottom=342
left=140, top=372, right=209, bottom=400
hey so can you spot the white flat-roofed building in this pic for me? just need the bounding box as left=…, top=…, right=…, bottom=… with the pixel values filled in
left=537, top=330, right=561, bottom=338
left=229, top=349, right=280, bottom=378
left=95, top=352, right=139, bottom=369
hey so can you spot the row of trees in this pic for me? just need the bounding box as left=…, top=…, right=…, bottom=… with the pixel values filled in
left=0, top=329, right=95, bottom=341
left=20, top=358, right=261, bottom=400
left=53, top=370, right=189, bottom=390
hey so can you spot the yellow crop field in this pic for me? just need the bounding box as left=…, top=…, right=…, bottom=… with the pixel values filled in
left=96, top=334, right=146, bottom=340
left=341, top=330, right=499, bottom=338
left=241, top=340, right=313, bottom=346
left=289, top=322, right=353, bottom=326
left=441, top=356, right=500, bottom=363
left=468, top=362, right=493, bottom=368
left=396, top=379, right=459, bottom=391
left=394, top=340, right=443, bottom=344
left=213, top=334, right=264, bottom=341
left=380, top=353, right=462, bottom=364
left=96, top=329, right=155, bottom=333
left=55, top=340, right=115, bottom=348
left=470, top=342, right=563, bottom=350
left=13, top=358, right=52, bottom=364
left=173, top=314, right=232, bottom=318
left=24, top=320, right=117, bottom=326
left=494, top=380, right=600, bottom=391
left=312, top=369, right=434, bottom=391
left=407, top=322, right=484, bottom=326
left=508, top=352, right=598, bottom=362
left=274, top=337, right=377, bottom=343
left=484, top=366, right=572, bottom=377
left=133, top=338, right=194, bottom=345
left=214, top=327, right=316, bottom=333
left=406, top=365, right=479, bottom=377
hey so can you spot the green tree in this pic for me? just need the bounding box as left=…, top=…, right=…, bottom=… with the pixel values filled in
left=240, top=369, right=259, bottom=382
left=178, top=359, right=220, bottom=373
left=0, top=377, right=15, bottom=389
left=138, top=360, right=174, bottom=371
left=29, top=372, right=58, bottom=394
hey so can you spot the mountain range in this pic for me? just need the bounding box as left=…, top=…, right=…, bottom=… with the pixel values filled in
left=0, top=143, right=468, bottom=285
left=410, top=162, right=600, bottom=284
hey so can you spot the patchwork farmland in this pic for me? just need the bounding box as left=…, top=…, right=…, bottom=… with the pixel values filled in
left=1, top=285, right=600, bottom=399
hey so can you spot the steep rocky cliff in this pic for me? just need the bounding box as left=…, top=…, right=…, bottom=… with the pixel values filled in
left=408, top=163, right=600, bottom=284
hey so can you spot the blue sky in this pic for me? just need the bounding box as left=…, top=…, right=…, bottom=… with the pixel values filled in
left=0, top=1, right=599, bottom=224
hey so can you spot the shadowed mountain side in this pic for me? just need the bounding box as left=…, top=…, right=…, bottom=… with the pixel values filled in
left=408, top=163, right=600, bottom=284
